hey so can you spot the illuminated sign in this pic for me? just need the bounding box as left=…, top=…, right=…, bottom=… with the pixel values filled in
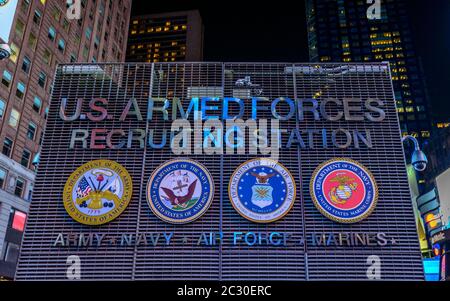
left=17, top=63, right=424, bottom=281
left=63, top=160, right=133, bottom=225
left=0, top=0, right=18, bottom=43
left=62, top=97, right=384, bottom=153
left=310, top=158, right=378, bottom=223
left=228, top=158, right=296, bottom=223
left=147, top=159, right=214, bottom=224
left=52, top=231, right=397, bottom=248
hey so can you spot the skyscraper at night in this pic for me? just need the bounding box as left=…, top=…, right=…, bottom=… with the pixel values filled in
left=305, top=0, right=432, bottom=142
left=126, top=10, right=204, bottom=63
left=0, top=0, right=131, bottom=280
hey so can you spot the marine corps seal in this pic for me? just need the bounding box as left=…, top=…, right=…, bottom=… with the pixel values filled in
left=63, top=159, right=133, bottom=225
left=310, top=158, right=378, bottom=224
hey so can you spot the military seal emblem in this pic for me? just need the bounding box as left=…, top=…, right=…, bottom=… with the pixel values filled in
left=310, top=158, right=378, bottom=223
left=63, top=160, right=133, bottom=225
left=228, top=158, right=296, bottom=223
left=147, top=159, right=214, bottom=224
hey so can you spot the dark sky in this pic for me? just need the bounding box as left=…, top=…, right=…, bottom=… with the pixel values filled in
left=131, top=0, right=450, bottom=121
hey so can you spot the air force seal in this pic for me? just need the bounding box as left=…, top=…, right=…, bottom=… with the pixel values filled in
left=63, top=160, right=133, bottom=225
left=310, top=158, right=378, bottom=224
left=147, top=159, right=214, bottom=224
left=229, top=158, right=296, bottom=223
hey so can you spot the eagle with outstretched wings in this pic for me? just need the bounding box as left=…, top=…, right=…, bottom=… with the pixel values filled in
left=161, top=179, right=198, bottom=207
left=251, top=172, right=275, bottom=184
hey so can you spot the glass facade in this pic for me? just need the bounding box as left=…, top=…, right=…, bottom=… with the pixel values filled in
left=306, top=0, right=432, bottom=144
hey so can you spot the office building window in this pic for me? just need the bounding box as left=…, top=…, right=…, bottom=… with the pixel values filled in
left=22, top=56, right=31, bottom=73
left=14, top=178, right=25, bottom=197
left=2, top=138, right=13, bottom=157
left=51, top=6, right=60, bottom=21
left=33, top=96, right=42, bottom=113
left=33, top=9, right=42, bottom=25
left=85, top=26, right=92, bottom=40
left=0, top=99, right=5, bottom=118
left=15, top=19, right=25, bottom=38
left=21, top=0, right=30, bottom=13
left=27, top=122, right=36, bottom=140
left=58, top=39, right=66, bottom=53
left=9, top=43, right=19, bottom=63
left=21, top=149, right=31, bottom=168
left=3, top=243, right=20, bottom=263
left=0, top=167, right=6, bottom=188
left=2, top=70, right=12, bottom=88
left=16, top=82, right=26, bottom=99
left=38, top=72, right=46, bottom=88
left=28, top=32, right=37, bottom=50
left=8, top=109, right=20, bottom=128
left=43, top=49, right=52, bottom=65
left=48, top=26, right=56, bottom=41
left=9, top=208, right=27, bottom=232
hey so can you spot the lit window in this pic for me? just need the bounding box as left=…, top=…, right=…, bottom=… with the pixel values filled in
left=16, top=82, right=26, bottom=99
left=9, top=43, right=20, bottom=63
left=58, top=39, right=66, bottom=53
left=27, top=122, right=37, bottom=140
left=48, top=26, right=56, bottom=41
left=0, top=99, right=4, bottom=118
left=1, top=70, right=12, bottom=88
left=33, top=96, right=42, bottom=113
left=9, top=108, right=21, bottom=128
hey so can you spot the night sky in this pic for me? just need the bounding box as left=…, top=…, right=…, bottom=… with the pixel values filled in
left=131, top=0, right=450, bottom=122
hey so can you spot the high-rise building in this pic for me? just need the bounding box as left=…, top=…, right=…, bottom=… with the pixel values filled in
left=0, top=0, right=131, bottom=280
left=305, top=0, right=432, bottom=143
left=126, top=10, right=203, bottom=62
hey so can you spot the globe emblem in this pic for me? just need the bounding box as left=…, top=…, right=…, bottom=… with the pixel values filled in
left=328, top=173, right=358, bottom=205
left=336, top=185, right=353, bottom=200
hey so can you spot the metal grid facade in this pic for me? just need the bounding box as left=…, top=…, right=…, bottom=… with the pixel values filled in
left=16, top=62, right=424, bottom=280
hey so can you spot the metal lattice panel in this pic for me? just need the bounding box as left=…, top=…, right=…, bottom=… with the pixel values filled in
left=16, top=62, right=423, bottom=280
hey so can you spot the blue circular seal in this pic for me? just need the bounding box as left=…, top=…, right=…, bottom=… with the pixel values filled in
left=310, top=158, right=378, bottom=224
left=147, top=159, right=214, bottom=224
left=229, top=158, right=296, bottom=223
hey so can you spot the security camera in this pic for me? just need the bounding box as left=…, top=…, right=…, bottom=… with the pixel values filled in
left=411, top=149, right=428, bottom=172
left=0, top=44, right=11, bottom=60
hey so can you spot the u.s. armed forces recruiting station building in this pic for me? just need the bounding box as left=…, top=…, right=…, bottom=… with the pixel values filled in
left=16, top=63, right=424, bottom=280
